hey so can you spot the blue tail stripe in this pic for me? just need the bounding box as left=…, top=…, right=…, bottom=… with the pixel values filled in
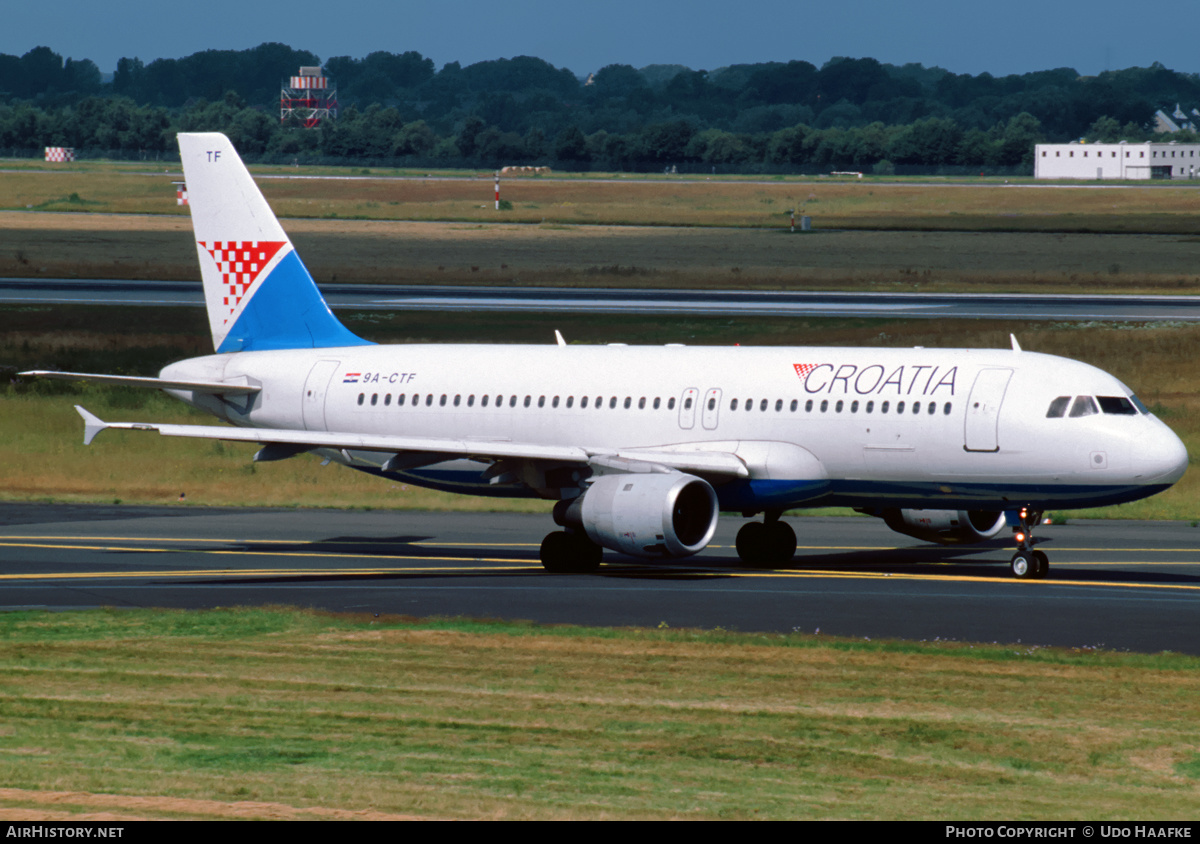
left=216, top=250, right=371, bottom=352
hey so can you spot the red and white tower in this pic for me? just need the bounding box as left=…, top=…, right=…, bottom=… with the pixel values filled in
left=280, top=66, right=337, bottom=128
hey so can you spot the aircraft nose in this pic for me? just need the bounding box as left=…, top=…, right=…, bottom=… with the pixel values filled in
left=1136, top=425, right=1189, bottom=485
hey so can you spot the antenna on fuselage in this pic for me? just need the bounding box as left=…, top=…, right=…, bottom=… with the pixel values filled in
left=555, top=330, right=566, bottom=347
left=1010, top=334, right=1022, bottom=353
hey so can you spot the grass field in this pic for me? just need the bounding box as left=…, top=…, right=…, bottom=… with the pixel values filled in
left=0, top=607, right=1197, bottom=820
left=5, top=211, right=1200, bottom=294
left=6, top=162, right=1200, bottom=233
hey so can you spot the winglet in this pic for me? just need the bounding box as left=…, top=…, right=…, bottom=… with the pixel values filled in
left=75, top=405, right=108, bottom=446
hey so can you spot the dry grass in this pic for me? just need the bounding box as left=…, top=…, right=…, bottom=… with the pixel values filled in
left=7, top=165, right=1200, bottom=232
left=0, top=607, right=1197, bottom=819
left=4, top=211, right=1200, bottom=293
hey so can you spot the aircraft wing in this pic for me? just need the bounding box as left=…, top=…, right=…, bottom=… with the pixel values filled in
left=74, top=407, right=750, bottom=479
left=22, top=371, right=260, bottom=396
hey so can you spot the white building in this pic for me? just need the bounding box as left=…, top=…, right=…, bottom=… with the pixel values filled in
left=1035, top=141, right=1200, bottom=180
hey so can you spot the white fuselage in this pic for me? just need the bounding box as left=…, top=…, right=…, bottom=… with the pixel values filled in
left=162, top=342, right=1188, bottom=513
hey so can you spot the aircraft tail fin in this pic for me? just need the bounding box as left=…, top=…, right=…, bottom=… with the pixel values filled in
left=177, top=132, right=369, bottom=353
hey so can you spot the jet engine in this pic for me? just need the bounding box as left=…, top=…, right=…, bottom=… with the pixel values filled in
left=880, top=508, right=1007, bottom=545
left=554, top=472, right=718, bottom=558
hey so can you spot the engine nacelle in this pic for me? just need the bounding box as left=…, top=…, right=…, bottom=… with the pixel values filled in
left=555, top=472, right=718, bottom=558
left=880, top=509, right=1007, bottom=545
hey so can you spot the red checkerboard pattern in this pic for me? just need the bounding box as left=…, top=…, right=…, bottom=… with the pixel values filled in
left=199, top=241, right=286, bottom=323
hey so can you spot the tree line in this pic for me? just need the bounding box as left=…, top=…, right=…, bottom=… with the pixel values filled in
left=3, top=43, right=1199, bottom=171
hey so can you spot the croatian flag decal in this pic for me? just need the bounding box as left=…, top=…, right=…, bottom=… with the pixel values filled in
left=343, top=372, right=361, bottom=383
left=199, top=240, right=287, bottom=325
left=793, top=363, right=821, bottom=380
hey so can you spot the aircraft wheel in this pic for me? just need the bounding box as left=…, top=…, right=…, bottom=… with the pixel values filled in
left=735, top=521, right=766, bottom=565
left=765, top=520, right=797, bottom=566
left=1011, top=551, right=1036, bottom=579
left=540, top=530, right=601, bottom=573
left=1032, top=550, right=1049, bottom=580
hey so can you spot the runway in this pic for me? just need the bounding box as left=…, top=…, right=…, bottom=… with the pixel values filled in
left=4, top=278, right=1200, bottom=320
left=4, top=503, right=1198, bottom=654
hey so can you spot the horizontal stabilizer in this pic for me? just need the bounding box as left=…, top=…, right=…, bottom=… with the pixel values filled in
left=23, top=371, right=260, bottom=395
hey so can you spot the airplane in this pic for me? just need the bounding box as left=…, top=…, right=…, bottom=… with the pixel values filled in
left=22, top=132, right=1189, bottom=580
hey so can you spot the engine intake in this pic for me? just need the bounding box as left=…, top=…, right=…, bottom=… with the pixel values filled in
left=555, top=472, right=718, bottom=558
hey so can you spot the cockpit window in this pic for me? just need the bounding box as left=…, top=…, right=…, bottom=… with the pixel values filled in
left=1128, top=393, right=1150, bottom=415
left=1046, top=396, right=1070, bottom=418
left=1097, top=396, right=1138, bottom=415
left=1069, top=396, right=1099, bottom=418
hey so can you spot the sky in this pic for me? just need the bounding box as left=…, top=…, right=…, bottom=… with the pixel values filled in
left=6, top=0, right=1199, bottom=79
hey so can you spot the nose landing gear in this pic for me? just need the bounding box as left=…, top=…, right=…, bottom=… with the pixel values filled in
left=1010, top=507, right=1048, bottom=579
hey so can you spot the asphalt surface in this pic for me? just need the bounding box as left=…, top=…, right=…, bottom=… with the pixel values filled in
left=3, top=503, right=1198, bottom=654
left=5, top=278, right=1200, bottom=320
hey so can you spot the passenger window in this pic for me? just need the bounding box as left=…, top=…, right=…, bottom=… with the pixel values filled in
left=881, top=401, right=889, bottom=413
left=731, top=398, right=739, bottom=411
left=850, top=400, right=859, bottom=413
left=653, top=397, right=661, bottom=410
left=610, top=397, right=618, bottom=409
left=943, top=402, right=952, bottom=415
left=790, top=399, right=798, bottom=412
left=481, top=395, right=488, bottom=407
left=524, top=396, right=532, bottom=408
left=624, top=397, right=632, bottom=409
left=426, top=394, right=434, bottom=407
left=398, top=394, right=406, bottom=407
left=865, top=401, right=874, bottom=413
left=775, top=399, right=783, bottom=412
left=927, top=401, right=935, bottom=415
left=1069, top=396, right=1098, bottom=417
left=705, top=397, right=713, bottom=411
left=566, top=396, right=573, bottom=408
left=384, top=394, right=391, bottom=406
left=760, top=399, right=768, bottom=411
left=357, top=393, right=364, bottom=406
left=453, top=394, right=460, bottom=406
left=371, top=393, right=378, bottom=406
left=439, top=394, right=447, bottom=406
left=467, top=395, right=474, bottom=407
left=835, top=400, right=843, bottom=413
left=509, top=395, right=517, bottom=407
left=805, top=399, right=813, bottom=412
left=538, top=396, right=545, bottom=408
left=1097, top=396, right=1137, bottom=415
left=668, top=397, right=676, bottom=410
left=641, top=397, right=648, bottom=410
left=1046, top=396, right=1070, bottom=418
left=820, top=400, right=828, bottom=412
left=897, top=401, right=905, bottom=413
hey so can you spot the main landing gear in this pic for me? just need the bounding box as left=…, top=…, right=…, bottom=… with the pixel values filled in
left=539, top=529, right=603, bottom=573
left=735, top=511, right=797, bottom=567
left=1009, top=507, right=1049, bottom=580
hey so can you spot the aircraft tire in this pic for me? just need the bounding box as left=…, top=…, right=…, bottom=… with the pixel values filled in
left=736, top=521, right=766, bottom=566
left=1033, top=550, right=1049, bottom=579
left=736, top=521, right=796, bottom=567
left=540, top=530, right=601, bottom=573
